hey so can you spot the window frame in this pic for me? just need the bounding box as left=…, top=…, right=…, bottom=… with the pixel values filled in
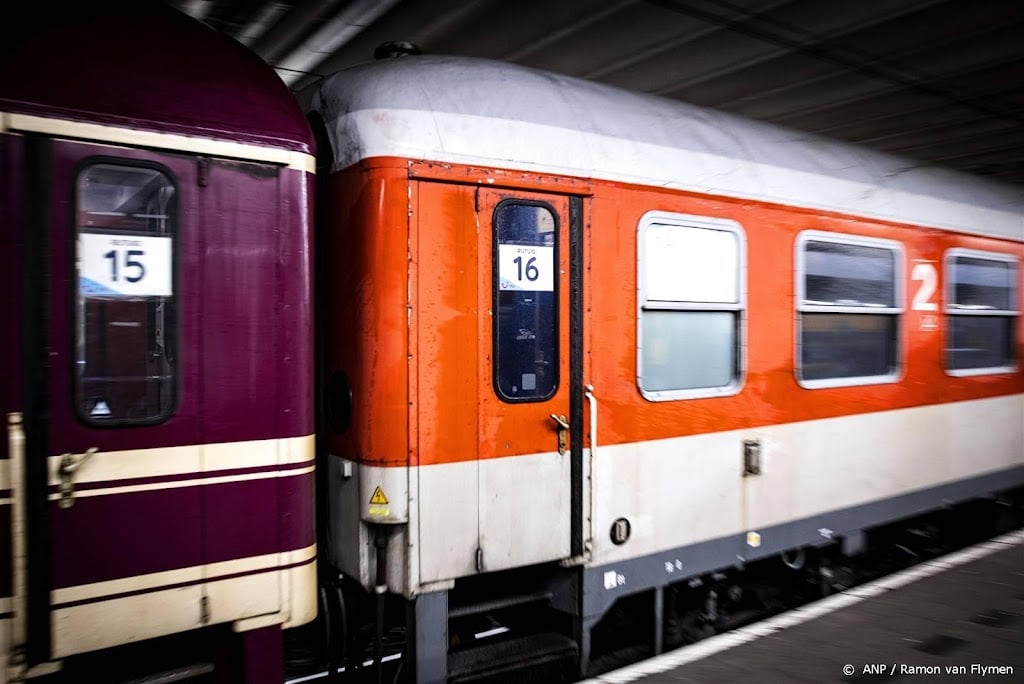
left=72, top=157, right=181, bottom=427
left=943, top=247, right=1019, bottom=377
left=636, top=211, right=747, bottom=402
left=795, top=230, right=904, bottom=389
left=491, top=198, right=561, bottom=404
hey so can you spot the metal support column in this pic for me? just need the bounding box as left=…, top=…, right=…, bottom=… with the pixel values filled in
left=653, top=585, right=664, bottom=656
left=407, top=591, right=448, bottom=684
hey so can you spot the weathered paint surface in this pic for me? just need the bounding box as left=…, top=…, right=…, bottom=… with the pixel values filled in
left=318, top=150, right=1021, bottom=594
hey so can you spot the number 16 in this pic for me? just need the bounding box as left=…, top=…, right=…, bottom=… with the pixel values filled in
left=513, top=255, right=539, bottom=282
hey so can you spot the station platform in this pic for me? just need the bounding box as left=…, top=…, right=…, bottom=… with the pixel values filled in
left=584, top=528, right=1024, bottom=684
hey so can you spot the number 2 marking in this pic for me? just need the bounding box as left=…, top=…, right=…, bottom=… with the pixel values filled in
left=911, top=262, right=937, bottom=311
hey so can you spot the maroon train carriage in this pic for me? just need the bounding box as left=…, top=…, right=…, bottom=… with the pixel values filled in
left=1, top=4, right=316, bottom=682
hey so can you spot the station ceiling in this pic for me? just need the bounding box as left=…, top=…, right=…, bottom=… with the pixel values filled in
left=167, top=0, right=1024, bottom=187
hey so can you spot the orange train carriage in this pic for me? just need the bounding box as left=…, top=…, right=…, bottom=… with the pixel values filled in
left=303, top=54, right=1023, bottom=681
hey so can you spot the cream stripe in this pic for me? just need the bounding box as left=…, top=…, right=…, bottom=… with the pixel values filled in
left=54, top=565, right=202, bottom=606
left=52, top=556, right=317, bottom=657
left=46, top=464, right=315, bottom=501
left=53, top=543, right=316, bottom=605
left=203, top=434, right=315, bottom=473
left=2, top=112, right=315, bottom=173
left=46, top=434, right=314, bottom=488
left=51, top=557, right=317, bottom=657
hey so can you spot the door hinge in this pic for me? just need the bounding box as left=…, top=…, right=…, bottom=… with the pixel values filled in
left=197, top=157, right=210, bottom=187
left=475, top=547, right=484, bottom=573
left=199, top=595, right=210, bottom=624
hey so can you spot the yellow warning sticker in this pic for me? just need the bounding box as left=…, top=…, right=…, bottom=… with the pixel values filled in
left=369, top=486, right=389, bottom=505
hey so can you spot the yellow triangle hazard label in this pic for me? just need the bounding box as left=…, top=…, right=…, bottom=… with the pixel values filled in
left=369, top=486, right=389, bottom=505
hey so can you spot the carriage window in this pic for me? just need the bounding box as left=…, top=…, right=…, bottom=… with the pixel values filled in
left=76, top=163, right=177, bottom=424
left=493, top=202, right=558, bottom=402
left=797, top=234, right=902, bottom=387
left=638, top=214, right=744, bottom=400
left=945, top=251, right=1018, bottom=374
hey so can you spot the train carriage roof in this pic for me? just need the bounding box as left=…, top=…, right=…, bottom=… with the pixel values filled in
left=305, top=55, right=1022, bottom=241
left=0, top=2, right=312, bottom=155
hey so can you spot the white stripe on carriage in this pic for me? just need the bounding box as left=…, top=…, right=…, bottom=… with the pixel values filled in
left=1, top=112, right=316, bottom=173
left=46, top=464, right=315, bottom=501
left=51, top=543, right=316, bottom=606
left=44, top=434, right=314, bottom=488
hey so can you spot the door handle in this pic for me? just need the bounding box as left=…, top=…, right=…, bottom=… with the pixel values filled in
left=58, top=447, right=98, bottom=509
left=550, top=414, right=569, bottom=455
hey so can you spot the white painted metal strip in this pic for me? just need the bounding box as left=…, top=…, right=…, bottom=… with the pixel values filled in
left=590, top=394, right=1023, bottom=567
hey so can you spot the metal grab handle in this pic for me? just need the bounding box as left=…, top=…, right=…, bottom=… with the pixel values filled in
left=58, top=447, right=98, bottom=508
left=549, top=414, right=569, bottom=455
left=8, top=413, right=28, bottom=675
left=584, top=385, right=597, bottom=554
left=584, top=385, right=596, bottom=457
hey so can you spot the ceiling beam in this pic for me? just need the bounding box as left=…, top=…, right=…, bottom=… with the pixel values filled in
left=276, top=0, right=404, bottom=85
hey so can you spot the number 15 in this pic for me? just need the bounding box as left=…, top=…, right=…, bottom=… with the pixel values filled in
left=103, top=249, right=147, bottom=283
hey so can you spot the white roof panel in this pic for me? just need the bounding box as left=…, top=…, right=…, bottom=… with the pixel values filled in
left=303, top=56, right=1023, bottom=241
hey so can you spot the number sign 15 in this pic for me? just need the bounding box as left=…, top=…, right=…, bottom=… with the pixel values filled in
left=79, top=233, right=173, bottom=297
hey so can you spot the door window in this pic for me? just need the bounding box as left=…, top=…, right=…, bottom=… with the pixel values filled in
left=493, top=201, right=559, bottom=402
left=75, top=163, right=178, bottom=424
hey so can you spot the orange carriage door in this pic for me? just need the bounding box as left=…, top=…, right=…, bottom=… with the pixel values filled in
left=474, top=188, right=583, bottom=573
left=414, top=179, right=586, bottom=583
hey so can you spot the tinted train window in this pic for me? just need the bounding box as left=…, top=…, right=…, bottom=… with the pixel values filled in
left=945, top=251, right=1018, bottom=374
left=638, top=213, right=744, bottom=400
left=493, top=201, right=558, bottom=402
left=76, top=163, right=177, bottom=424
left=797, top=234, right=902, bottom=387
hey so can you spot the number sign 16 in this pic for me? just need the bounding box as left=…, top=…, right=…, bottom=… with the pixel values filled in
left=498, top=244, right=554, bottom=292
left=79, top=233, right=173, bottom=297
